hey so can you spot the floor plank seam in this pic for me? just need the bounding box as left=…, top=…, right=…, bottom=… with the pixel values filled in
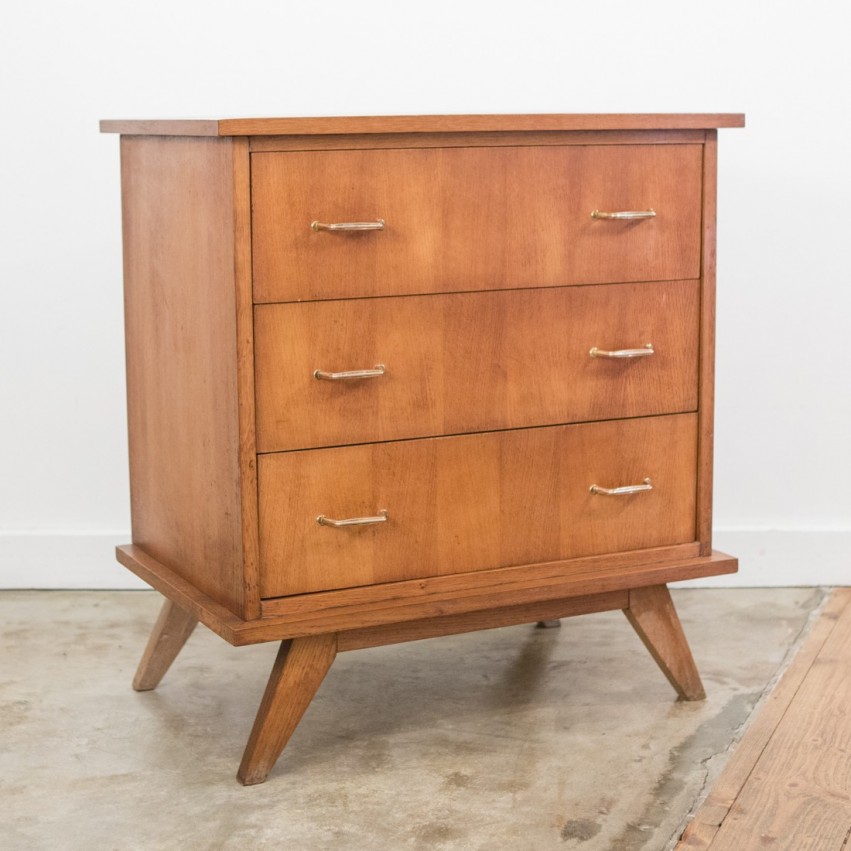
left=746, top=585, right=836, bottom=710
left=673, top=586, right=836, bottom=847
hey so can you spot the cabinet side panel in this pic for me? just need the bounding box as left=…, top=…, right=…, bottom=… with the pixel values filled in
left=697, top=131, right=718, bottom=554
left=120, top=136, right=245, bottom=615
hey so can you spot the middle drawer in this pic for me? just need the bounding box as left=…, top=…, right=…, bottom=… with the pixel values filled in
left=255, top=280, right=698, bottom=452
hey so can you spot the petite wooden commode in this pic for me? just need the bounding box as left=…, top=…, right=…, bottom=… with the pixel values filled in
left=102, top=113, right=744, bottom=784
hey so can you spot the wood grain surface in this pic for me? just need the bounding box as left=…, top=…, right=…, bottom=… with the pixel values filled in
left=258, top=413, right=698, bottom=596
left=254, top=280, right=699, bottom=451
left=625, top=584, right=705, bottom=700
left=247, top=129, right=708, bottom=153
left=251, top=144, right=703, bottom=302
left=108, top=116, right=743, bottom=785
left=132, top=599, right=198, bottom=691
left=120, top=136, right=249, bottom=616
left=696, top=131, right=718, bottom=556
left=237, top=633, right=337, bottom=785
left=231, top=137, right=262, bottom=619
left=100, top=113, right=745, bottom=137
left=336, top=590, right=629, bottom=651
left=678, top=589, right=851, bottom=849
left=117, top=543, right=735, bottom=644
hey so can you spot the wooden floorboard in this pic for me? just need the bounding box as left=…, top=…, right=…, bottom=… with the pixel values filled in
left=678, top=587, right=851, bottom=850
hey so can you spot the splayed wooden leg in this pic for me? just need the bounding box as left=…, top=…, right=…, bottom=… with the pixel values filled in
left=238, top=633, right=338, bottom=785
left=624, top=585, right=706, bottom=701
left=133, top=598, right=198, bottom=691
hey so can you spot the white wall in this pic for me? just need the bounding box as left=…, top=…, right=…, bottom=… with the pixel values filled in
left=1, top=0, right=848, bottom=588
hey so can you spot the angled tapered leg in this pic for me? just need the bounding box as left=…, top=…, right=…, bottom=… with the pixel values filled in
left=238, top=632, right=337, bottom=786
left=133, top=598, right=198, bottom=691
left=624, top=584, right=706, bottom=701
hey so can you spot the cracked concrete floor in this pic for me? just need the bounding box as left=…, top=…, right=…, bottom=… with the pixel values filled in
left=0, top=588, right=826, bottom=850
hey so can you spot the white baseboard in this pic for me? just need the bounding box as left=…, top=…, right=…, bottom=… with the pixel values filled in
left=678, top=528, right=850, bottom=587
left=0, top=531, right=146, bottom=589
left=0, top=529, right=847, bottom=589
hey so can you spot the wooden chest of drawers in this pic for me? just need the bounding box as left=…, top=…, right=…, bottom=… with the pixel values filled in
left=102, top=113, right=743, bottom=784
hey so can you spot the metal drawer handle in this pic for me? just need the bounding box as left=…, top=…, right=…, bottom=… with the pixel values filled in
left=311, top=219, right=385, bottom=232
left=589, top=344, right=654, bottom=359
left=591, top=209, right=656, bottom=220
left=317, top=509, right=389, bottom=528
left=590, top=478, right=653, bottom=496
left=313, top=364, right=386, bottom=381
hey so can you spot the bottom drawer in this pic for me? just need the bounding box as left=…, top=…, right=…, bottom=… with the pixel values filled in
left=259, top=414, right=697, bottom=597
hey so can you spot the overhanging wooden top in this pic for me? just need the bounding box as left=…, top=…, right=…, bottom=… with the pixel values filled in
left=100, top=113, right=745, bottom=137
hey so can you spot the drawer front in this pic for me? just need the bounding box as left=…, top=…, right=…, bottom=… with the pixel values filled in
left=258, top=413, right=697, bottom=597
left=252, top=144, right=703, bottom=303
left=255, top=280, right=699, bottom=452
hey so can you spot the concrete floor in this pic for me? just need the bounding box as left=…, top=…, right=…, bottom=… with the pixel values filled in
left=0, top=588, right=826, bottom=850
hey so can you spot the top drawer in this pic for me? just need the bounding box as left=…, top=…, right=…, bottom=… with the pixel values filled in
left=252, top=144, right=703, bottom=303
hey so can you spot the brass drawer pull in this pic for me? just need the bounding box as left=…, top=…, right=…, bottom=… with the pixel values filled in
left=590, top=478, right=653, bottom=496
left=313, top=364, right=386, bottom=381
left=317, top=509, right=389, bottom=528
left=311, top=219, right=385, bottom=232
left=591, top=209, right=656, bottom=220
left=589, top=344, right=654, bottom=359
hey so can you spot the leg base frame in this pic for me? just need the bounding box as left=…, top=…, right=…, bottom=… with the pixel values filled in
left=132, top=582, right=706, bottom=783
